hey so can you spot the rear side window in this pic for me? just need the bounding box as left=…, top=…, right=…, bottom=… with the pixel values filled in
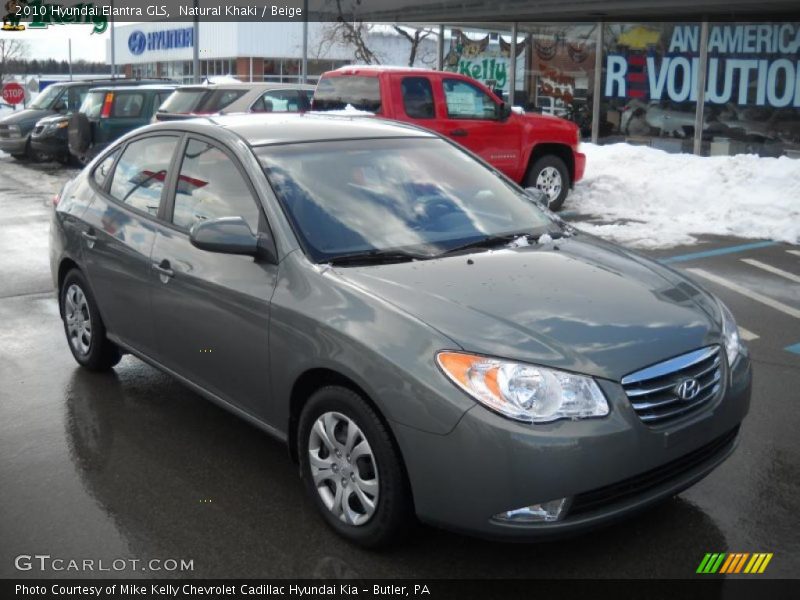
left=158, top=89, right=206, bottom=113
left=109, top=136, right=178, bottom=216
left=92, top=150, right=119, bottom=187
left=112, top=93, right=145, bottom=118
left=313, top=76, right=381, bottom=112
left=198, top=89, right=246, bottom=112
left=401, top=77, right=434, bottom=119
left=80, top=92, right=106, bottom=118
left=171, top=139, right=261, bottom=232
left=252, top=90, right=301, bottom=113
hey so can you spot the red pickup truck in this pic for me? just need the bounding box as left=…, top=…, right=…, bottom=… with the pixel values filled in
left=312, top=66, right=585, bottom=210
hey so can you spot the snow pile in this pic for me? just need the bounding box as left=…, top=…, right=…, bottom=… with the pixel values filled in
left=310, top=104, right=374, bottom=117
left=568, top=143, right=800, bottom=248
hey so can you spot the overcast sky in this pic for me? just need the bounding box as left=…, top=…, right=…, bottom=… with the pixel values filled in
left=1, top=24, right=116, bottom=62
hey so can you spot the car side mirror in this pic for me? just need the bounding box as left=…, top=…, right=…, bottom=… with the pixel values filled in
left=189, top=216, right=276, bottom=262
left=524, top=187, right=548, bottom=208
left=498, top=102, right=513, bottom=121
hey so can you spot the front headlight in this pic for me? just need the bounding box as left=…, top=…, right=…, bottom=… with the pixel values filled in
left=436, top=351, right=609, bottom=423
left=719, top=300, right=742, bottom=368
left=7, top=124, right=21, bottom=136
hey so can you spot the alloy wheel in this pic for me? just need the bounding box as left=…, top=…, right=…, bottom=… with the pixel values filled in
left=308, top=411, right=380, bottom=526
left=64, top=284, right=92, bottom=356
left=536, top=166, right=563, bottom=205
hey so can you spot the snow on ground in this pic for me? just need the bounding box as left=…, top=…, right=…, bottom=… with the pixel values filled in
left=568, top=143, right=800, bottom=249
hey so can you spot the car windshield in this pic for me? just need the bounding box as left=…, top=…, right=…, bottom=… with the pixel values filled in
left=159, top=89, right=207, bottom=113
left=313, top=76, right=381, bottom=112
left=159, top=88, right=246, bottom=114
left=80, top=91, right=106, bottom=118
left=30, top=85, right=64, bottom=109
left=257, top=138, right=558, bottom=263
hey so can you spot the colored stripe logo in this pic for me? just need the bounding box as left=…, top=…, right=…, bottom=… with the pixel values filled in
left=697, top=553, right=773, bottom=574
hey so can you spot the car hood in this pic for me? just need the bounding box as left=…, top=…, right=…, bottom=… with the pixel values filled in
left=1, top=108, right=54, bottom=128
left=36, top=113, right=69, bottom=126
left=335, top=235, right=721, bottom=381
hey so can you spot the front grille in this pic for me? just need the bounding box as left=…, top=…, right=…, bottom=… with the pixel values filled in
left=621, top=345, right=723, bottom=425
left=0, top=125, right=8, bottom=139
left=570, top=426, right=739, bottom=516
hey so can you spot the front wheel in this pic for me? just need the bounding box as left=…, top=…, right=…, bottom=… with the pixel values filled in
left=525, top=155, right=570, bottom=211
left=298, top=386, right=413, bottom=548
left=60, top=269, right=122, bottom=371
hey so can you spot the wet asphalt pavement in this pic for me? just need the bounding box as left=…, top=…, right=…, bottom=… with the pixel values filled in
left=0, top=156, right=798, bottom=579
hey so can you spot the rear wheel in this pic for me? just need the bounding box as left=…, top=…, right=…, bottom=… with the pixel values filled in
left=60, top=269, right=121, bottom=371
left=298, top=386, right=413, bottom=548
left=525, top=155, right=570, bottom=211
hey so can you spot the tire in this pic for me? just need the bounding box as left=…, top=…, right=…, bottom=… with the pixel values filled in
left=298, top=385, right=413, bottom=548
left=525, top=155, right=570, bottom=211
left=60, top=269, right=122, bottom=371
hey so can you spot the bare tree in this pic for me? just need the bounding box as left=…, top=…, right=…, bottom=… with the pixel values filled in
left=317, top=1, right=437, bottom=67
left=0, top=38, right=29, bottom=84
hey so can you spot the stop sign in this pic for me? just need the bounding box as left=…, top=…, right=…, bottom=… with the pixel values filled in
left=2, top=83, right=25, bottom=105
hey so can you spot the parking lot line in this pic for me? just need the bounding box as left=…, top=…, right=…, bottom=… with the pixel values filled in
left=686, top=268, right=800, bottom=319
left=660, top=241, right=779, bottom=264
left=740, top=259, right=800, bottom=284
left=787, top=250, right=800, bottom=258
left=738, top=327, right=759, bottom=341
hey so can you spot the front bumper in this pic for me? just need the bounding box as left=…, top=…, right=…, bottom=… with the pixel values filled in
left=31, top=132, right=68, bottom=158
left=573, top=149, right=586, bottom=183
left=0, top=135, right=28, bottom=155
left=393, top=352, right=751, bottom=540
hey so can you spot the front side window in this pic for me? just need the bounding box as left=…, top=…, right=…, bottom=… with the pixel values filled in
left=401, top=77, right=435, bottom=119
left=443, top=79, right=498, bottom=120
left=172, top=139, right=261, bottom=232
left=252, top=90, right=301, bottom=113
left=109, top=136, right=179, bottom=216
left=258, top=138, right=555, bottom=262
left=112, top=93, right=145, bottom=118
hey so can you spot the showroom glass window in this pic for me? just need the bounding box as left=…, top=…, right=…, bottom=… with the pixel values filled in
left=599, top=23, right=700, bottom=153
left=172, top=139, right=261, bottom=233
left=519, top=23, right=597, bottom=140
left=109, top=136, right=179, bottom=216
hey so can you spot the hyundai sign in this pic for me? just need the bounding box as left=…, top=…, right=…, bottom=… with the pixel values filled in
left=128, top=27, right=194, bottom=56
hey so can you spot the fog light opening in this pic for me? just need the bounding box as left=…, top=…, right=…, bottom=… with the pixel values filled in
left=493, top=498, right=570, bottom=523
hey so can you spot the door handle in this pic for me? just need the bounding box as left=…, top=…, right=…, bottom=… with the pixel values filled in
left=449, top=128, right=468, bottom=137
left=152, top=260, right=174, bottom=281
left=81, top=229, right=97, bottom=248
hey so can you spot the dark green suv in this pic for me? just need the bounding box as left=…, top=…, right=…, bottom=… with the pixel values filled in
left=64, top=85, right=177, bottom=165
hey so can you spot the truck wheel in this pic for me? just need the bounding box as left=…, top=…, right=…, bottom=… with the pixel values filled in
left=526, top=155, right=570, bottom=211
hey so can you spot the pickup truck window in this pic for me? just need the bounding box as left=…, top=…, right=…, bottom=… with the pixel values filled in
left=401, top=77, right=434, bottom=119
left=443, top=79, right=498, bottom=120
left=314, top=76, right=381, bottom=112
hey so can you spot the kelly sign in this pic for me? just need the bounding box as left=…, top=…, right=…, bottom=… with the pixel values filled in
left=605, top=23, right=800, bottom=108
left=2, top=83, right=25, bottom=105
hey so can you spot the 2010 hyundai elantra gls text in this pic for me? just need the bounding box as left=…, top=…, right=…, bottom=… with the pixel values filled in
left=49, top=114, right=751, bottom=547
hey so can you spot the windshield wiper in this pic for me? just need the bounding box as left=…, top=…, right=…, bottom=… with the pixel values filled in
left=325, top=249, right=428, bottom=266
left=436, top=230, right=565, bottom=258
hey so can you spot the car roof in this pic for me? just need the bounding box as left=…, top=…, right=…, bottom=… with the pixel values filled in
left=51, top=78, right=172, bottom=87
left=88, top=85, right=177, bottom=92
left=330, top=65, right=441, bottom=76
left=175, top=83, right=315, bottom=92
left=146, top=113, right=435, bottom=146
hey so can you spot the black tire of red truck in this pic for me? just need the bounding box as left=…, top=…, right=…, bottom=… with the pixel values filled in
left=525, top=155, right=570, bottom=212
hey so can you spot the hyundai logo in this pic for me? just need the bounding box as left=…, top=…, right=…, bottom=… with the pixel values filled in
left=128, top=31, right=147, bottom=56
left=676, top=378, right=700, bottom=401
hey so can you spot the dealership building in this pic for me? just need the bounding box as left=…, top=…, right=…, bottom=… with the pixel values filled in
left=108, top=1, right=799, bottom=157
